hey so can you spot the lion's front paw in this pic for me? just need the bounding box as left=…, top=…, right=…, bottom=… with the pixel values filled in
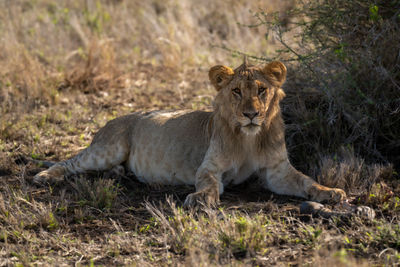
left=309, top=184, right=346, bottom=204
left=183, top=190, right=219, bottom=208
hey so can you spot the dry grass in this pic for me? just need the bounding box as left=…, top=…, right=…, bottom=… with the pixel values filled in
left=0, top=0, right=399, bottom=266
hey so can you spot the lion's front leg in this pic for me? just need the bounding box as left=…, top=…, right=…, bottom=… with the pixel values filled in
left=306, top=181, right=346, bottom=204
left=259, top=159, right=346, bottom=204
left=183, top=171, right=221, bottom=207
left=184, top=154, right=227, bottom=207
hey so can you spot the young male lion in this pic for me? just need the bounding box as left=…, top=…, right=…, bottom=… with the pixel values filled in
left=34, top=59, right=346, bottom=206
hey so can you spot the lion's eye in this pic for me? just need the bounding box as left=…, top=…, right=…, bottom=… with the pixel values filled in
left=258, top=87, right=267, bottom=95
left=232, top=88, right=241, bottom=96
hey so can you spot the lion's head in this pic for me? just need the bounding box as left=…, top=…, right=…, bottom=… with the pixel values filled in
left=209, top=59, right=287, bottom=135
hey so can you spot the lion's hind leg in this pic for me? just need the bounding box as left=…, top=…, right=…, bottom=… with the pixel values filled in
left=33, top=163, right=68, bottom=184
left=34, top=142, right=129, bottom=185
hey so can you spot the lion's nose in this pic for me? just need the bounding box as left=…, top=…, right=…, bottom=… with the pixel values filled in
left=243, top=111, right=259, bottom=120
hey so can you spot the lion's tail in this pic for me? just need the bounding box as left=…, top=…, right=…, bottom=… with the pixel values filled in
left=31, top=159, right=56, bottom=168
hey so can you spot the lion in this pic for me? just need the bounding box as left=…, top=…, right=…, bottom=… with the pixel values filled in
left=34, top=59, right=346, bottom=206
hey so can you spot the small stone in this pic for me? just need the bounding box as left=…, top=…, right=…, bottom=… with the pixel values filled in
left=300, top=201, right=324, bottom=215
left=355, top=206, right=376, bottom=220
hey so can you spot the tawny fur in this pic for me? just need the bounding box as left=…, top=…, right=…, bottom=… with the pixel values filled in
left=34, top=60, right=346, bottom=206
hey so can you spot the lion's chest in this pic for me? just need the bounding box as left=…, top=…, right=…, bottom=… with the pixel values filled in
left=222, top=158, right=262, bottom=186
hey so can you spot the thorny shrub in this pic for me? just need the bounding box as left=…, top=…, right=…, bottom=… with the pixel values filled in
left=246, top=0, right=400, bottom=171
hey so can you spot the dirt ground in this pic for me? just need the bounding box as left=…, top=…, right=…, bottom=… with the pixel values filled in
left=0, top=1, right=399, bottom=266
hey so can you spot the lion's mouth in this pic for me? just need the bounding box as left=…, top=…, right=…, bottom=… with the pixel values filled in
left=243, top=123, right=261, bottom=131
left=244, top=122, right=260, bottom=128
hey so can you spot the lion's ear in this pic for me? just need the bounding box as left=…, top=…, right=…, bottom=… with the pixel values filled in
left=209, top=65, right=234, bottom=91
left=262, top=61, right=287, bottom=87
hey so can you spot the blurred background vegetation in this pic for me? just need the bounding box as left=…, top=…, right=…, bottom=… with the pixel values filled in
left=0, top=0, right=284, bottom=111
